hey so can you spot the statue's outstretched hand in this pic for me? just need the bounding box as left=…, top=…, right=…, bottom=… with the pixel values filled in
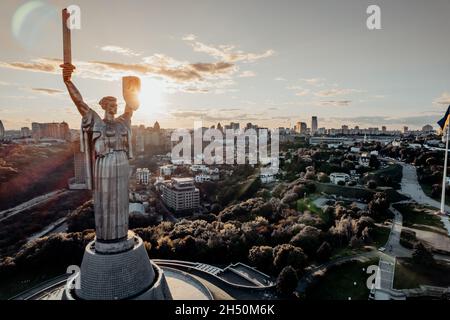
left=60, top=63, right=76, bottom=82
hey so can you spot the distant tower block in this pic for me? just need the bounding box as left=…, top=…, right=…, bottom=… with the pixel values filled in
left=311, top=116, right=318, bottom=134
left=0, top=120, right=5, bottom=139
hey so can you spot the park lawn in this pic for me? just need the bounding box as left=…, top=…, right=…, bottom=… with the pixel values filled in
left=297, top=198, right=333, bottom=226
left=305, top=258, right=379, bottom=300
left=392, top=203, right=446, bottom=231
left=393, top=257, right=450, bottom=290
left=297, top=198, right=322, bottom=215
left=420, top=183, right=450, bottom=207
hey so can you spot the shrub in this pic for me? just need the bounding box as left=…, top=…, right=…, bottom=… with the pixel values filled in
left=276, top=266, right=298, bottom=297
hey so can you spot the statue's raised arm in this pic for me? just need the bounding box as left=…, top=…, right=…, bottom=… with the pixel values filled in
left=61, top=63, right=90, bottom=116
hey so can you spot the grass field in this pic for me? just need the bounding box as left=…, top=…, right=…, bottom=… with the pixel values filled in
left=371, top=225, right=391, bottom=247
left=420, top=183, right=450, bottom=207
left=305, top=258, right=379, bottom=300
left=393, top=257, right=450, bottom=289
left=392, top=203, right=446, bottom=231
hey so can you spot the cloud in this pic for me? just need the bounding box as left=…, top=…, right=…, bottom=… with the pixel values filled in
left=299, top=78, right=324, bottom=86
left=318, top=100, right=352, bottom=107
left=100, top=45, right=141, bottom=57
left=433, top=92, right=450, bottom=105
left=0, top=55, right=237, bottom=93
left=183, top=35, right=275, bottom=63
left=295, top=89, right=310, bottom=97
left=0, top=35, right=269, bottom=94
left=0, top=59, right=58, bottom=73
left=238, top=71, right=256, bottom=78
left=274, top=77, right=287, bottom=81
left=29, top=88, right=64, bottom=95
left=170, top=108, right=267, bottom=123
left=315, top=88, right=362, bottom=97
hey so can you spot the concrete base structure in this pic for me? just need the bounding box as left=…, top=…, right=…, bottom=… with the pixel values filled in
left=63, top=233, right=172, bottom=300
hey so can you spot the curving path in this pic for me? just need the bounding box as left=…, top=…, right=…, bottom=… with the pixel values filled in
left=399, top=163, right=450, bottom=235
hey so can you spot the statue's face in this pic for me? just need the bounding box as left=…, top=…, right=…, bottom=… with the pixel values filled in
left=104, top=101, right=117, bottom=115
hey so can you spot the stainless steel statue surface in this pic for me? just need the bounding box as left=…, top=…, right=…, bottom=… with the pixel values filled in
left=62, top=63, right=140, bottom=241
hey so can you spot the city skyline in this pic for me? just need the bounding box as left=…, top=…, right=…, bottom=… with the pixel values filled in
left=1, top=0, right=450, bottom=131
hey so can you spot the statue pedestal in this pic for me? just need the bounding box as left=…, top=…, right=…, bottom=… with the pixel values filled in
left=94, top=231, right=135, bottom=254
left=65, top=232, right=172, bottom=300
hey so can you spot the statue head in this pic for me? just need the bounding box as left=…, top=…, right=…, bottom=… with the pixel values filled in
left=99, top=96, right=117, bottom=116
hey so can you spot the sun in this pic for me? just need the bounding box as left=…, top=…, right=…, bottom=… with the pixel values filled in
left=138, top=77, right=165, bottom=112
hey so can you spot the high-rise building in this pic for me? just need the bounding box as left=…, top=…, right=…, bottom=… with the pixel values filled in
left=311, top=116, right=318, bottom=134
left=32, top=122, right=70, bottom=141
left=0, top=120, right=4, bottom=140
left=161, top=177, right=200, bottom=213
left=136, top=168, right=150, bottom=185
left=21, top=127, right=31, bottom=138
left=68, top=140, right=88, bottom=190
left=382, top=126, right=387, bottom=133
left=294, top=121, right=307, bottom=134
left=403, top=126, right=409, bottom=134
left=342, top=125, right=349, bottom=135
left=230, top=122, right=240, bottom=130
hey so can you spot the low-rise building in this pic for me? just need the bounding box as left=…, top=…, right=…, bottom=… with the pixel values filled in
left=195, top=174, right=211, bottom=183
left=330, top=172, right=350, bottom=185
left=359, top=153, right=371, bottom=167
left=260, top=173, right=275, bottom=184
left=160, top=164, right=176, bottom=177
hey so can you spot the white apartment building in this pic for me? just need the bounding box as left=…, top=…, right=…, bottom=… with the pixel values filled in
left=358, top=153, right=371, bottom=167
left=160, top=164, right=176, bottom=177
left=161, top=177, right=200, bottom=212
left=330, top=172, right=350, bottom=185
left=260, top=173, right=275, bottom=184
left=195, top=174, right=211, bottom=183
left=136, top=168, right=150, bottom=185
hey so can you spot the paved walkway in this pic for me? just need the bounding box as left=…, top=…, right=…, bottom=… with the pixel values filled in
left=399, top=163, right=450, bottom=236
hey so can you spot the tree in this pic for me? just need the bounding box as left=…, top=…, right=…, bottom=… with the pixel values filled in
left=276, top=266, right=298, bottom=297
left=317, top=172, right=330, bottom=183
left=248, top=246, right=274, bottom=273
left=273, top=244, right=307, bottom=272
left=368, top=192, right=389, bottom=218
left=290, top=226, right=322, bottom=256
left=367, top=180, right=377, bottom=189
left=369, top=155, right=380, bottom=169
left=412, top=242, right=435, bottom=266
left=316, top=241, right=332, bottom=262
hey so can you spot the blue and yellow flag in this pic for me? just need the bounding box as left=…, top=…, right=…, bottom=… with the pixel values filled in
left=437, top=105, right=450, bottom=132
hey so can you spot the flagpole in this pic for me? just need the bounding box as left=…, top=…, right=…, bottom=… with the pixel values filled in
left=440, top=127, right=449, bottom=214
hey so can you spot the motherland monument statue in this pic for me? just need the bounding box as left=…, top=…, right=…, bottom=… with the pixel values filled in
left=60, top=8, right=172, bottom=300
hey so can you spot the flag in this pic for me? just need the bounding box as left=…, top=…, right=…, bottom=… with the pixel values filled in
left=438, top=105, right=450, bottom=131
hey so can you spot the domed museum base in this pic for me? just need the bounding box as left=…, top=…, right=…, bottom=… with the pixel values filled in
left=63, top=232, right=173, bottom=300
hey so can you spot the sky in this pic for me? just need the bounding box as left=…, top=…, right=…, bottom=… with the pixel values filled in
left=0, top=0, right=449, bottom=131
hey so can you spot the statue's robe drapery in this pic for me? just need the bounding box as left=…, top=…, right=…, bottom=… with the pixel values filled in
left=80, top=108, right=133, bottom=241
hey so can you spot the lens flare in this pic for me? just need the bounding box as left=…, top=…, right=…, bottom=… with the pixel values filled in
left=11, top=1, right=57, bottom=50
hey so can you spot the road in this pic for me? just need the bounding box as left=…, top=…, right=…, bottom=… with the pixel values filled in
left=0, top=189, right=68, bottom=222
